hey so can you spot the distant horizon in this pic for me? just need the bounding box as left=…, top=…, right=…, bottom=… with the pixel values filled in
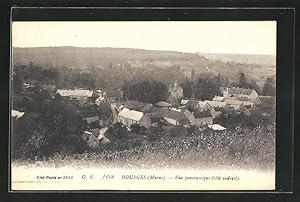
left=12, top=21, right=276, bottom=55
left=12, top=46, right=276, bottom=56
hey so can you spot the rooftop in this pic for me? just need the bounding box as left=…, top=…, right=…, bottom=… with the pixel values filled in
left=194, top=110, right=212, bottom=118
left=118, top=108, right=144, bottom=122
left=226, top=87, right=255, bottom=95
left=223, top=98, right=244, bottom=106
left=154, top=101, right=172, bottom=107
left=164, top=108, right=191, bottom=125
left=205, top=100, right=227, bottom=108
left=57, top=89, right=93, bottom=97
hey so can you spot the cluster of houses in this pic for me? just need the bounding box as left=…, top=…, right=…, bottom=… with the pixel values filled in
left=13, top=81, right=263, bottom=148
left=115, top=85, right=261, bottom=132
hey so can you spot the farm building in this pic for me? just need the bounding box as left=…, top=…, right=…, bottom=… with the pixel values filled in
left=222, top=87, right=259, bottom=100
left=163, top=108, right=195, bottom=126
left=194, top=110, right=213, bottom=126
left=117, top=108, right=151, bottom=128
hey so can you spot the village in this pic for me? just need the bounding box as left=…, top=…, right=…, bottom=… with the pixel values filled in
left=11, top=78, right=274, bottom=149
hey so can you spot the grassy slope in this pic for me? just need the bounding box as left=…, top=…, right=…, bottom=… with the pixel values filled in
left=13, top=47, right=276, bottom=86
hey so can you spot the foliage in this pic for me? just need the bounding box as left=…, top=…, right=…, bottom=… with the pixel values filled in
left=12, top=73, right=23, bottom=95
left=214, top=108, right=275, bottom=129
left=130, top=124, right=147, bottom=136
left=12, top=111, right=87, bottom=160
left=238, top=70, right=247, bottom=87
left=105, top=122, right=129, bottom=140
left=180, top=78, right=193, bottom=98
left=17, top=125, right=275, bottom=171
left=122, top=80, right=168, bottom=103
left=232, top=71, right=261, bottom=94
left=262, top=77, right=276, bottom=96
left=194, top=73, right=221, bottom=100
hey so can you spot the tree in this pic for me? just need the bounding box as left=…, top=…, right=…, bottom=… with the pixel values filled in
left=194, top=73, right=221, bottom=100
left=238, top=71, right=247, bottom=88
left=191, top=68, right=195, bottom=81
left=12, top=73, right=23, bottom=95
left=180, top=78, right=193, bottom=98
left=262, top=77, right=275, bottom=96
left=105, top=122, right=128, bottom=140
left=130, top=123, right=147, bottom=136
left=122, top=80, right=168, bottom=103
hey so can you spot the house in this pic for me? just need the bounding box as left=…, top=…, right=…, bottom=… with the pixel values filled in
left=222, top=87, right=259, bottom=100
left=95, top=96, right=106, bottom=106
left=57, top=89, right=94, bottom=101
left=194, top=110, right=213, bottom=126
left=97, top=127, right=111, bottom=144
left=82, top=131, right=99, bottom=148
left=140, top=103, right=154, bottom=113
left=180, top=99, right=190, bottom=105
left=210, top=107, right=222, bottom=118
left=168, top=80, right=184, bottom=103
left=154, top=101, right=172, bottom=108
left=204, top=100, right=227, bottom=108
left=242, top=101, right=255, bottom=109
left=83, top=116, right=99, bottom=124
left=148, top=107, right=169, bottom=118
left=11, top=110, right=24, bottom=119
left=223, top=97, right=255, bottom=109
left=184, top=100, right=199, bottom=112
left=117, top=108, right=151, bottom=128
left=197, top=101, right=213, bottom=111
left=163, top=108, right=195, bottom=126
left=222, top=98, right=244, bottom=110
left=106, top=89, right=123, bottom=102
left=212, top=96, right=225, bottom=102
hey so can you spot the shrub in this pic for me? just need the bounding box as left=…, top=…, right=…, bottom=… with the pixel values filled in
left=105, top=122, right=128, bottom=140
left=130, top=124, right=147, bottom=136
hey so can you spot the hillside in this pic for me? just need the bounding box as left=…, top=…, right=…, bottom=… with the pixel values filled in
left=197, top=52, right=276, bottom=66
left=12, top=47, right=276, bottom=86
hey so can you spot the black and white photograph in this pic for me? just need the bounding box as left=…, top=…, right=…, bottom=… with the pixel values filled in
left=10, top=21, right=276, bottom=190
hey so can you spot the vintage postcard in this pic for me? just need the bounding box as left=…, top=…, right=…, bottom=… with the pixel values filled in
left=10, top=21, right=276, bottom=191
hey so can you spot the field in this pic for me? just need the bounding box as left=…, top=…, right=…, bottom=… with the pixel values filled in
left=12, top=125, right=275, bottom=171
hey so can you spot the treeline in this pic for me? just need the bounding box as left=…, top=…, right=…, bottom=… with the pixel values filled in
left=13, top=62, right=185, bottom=91
left=13, top=63, right=275, bottom=102
left=122, top=80, right=169, bottom=103
left=179, top=71, right=275, bottom=100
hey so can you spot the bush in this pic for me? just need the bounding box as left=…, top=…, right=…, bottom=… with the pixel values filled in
left=105, top=122, right=128, bottom=140
left=130, top=124, right=147, bottom=136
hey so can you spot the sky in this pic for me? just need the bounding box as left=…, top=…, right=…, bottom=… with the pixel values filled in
left=12, top=21, right=276, bottom=55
